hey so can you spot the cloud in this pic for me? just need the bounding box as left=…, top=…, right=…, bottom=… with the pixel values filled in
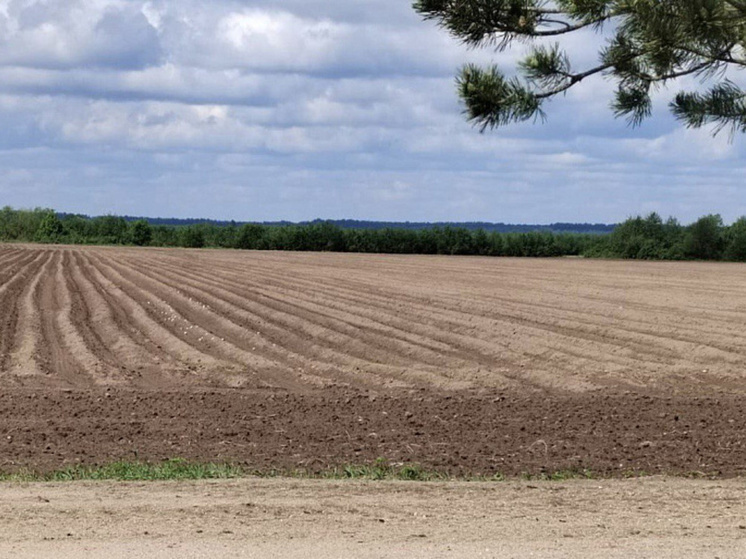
left=0, top=0, right=162, bottom=69
left=0, top=0, right=743, bottom=225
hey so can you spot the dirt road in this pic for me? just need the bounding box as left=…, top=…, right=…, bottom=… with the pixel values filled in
left=1, top=477, right=744, bottom=558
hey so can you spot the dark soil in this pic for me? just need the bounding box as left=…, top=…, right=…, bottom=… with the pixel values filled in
left=1, top=386, right=744, bottom=477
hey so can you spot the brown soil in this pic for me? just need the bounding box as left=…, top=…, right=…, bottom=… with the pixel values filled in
left=1, top=244, right=746, bottom=475
left=2, top=478, right=745, bottom=558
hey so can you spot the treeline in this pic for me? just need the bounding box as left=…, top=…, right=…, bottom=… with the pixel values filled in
left=0, top=207, right=595, bottom=256
left=319, top=219, right=614, bottom=234
left=57, top=213, right=615, bottom=234
left=2, top=207, right=746, bottom=261
left=588, top=213, right=746, bottom=261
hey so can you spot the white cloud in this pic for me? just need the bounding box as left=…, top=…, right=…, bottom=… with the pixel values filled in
left=0, top=0, right=743, bottom=224
left=0, top=0, right=161, bottom=69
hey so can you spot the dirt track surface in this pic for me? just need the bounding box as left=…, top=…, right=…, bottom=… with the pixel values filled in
left=2, top=244, right=746, bottom=475
left=1, top=478, right=745, bottom=558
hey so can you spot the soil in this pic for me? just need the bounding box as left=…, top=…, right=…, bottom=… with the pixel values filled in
left=1, top=477, right=745, bottom=558
left=2, top=245, right=746, bottom=476
left=1, top=387, right=745, bottom=476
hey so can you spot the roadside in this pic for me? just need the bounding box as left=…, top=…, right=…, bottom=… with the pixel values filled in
left=1, top=477, right=744, bottom=558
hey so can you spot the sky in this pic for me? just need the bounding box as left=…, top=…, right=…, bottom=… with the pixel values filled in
left=0, top=0, right=744, bottom=224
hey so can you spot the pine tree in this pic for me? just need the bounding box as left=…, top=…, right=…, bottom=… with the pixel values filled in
left=414, top=1, right=746, bottom=133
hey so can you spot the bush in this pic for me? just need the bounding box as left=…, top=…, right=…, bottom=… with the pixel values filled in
left=684, top=214, right=724, bottom=260
left=35, top=212, right=64, bottom=243
left=180, top=226, right=205, bottom=248
left=129, top=220, right=153, bottom=246
left=725, top=217, right=746, bottom=261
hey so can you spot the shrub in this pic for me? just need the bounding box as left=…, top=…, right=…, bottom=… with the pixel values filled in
left=35, top=212, right=65, bottom=243
left=129, top=220, right=152, bottom=246
left=725, top=217, right=746, bottom=261
left=684, top=214, right=724, bottom=260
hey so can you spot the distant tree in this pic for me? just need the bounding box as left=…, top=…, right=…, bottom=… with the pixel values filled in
left=180, top=226, right=206, bottom=248
left=307, top=222, right=347, bottom=252
left=211, top=224, right=238, bottom=248
left=92, top=215, right=129, bottom=244
left=129, top=220, right=153, bottom=246
left=35, top=212, right=65, bottom=243
left=725, top=216, right=746, bottom=260
left=414, top=0, right=746, bottom=133
left=150, top=225, right=179, bottom=247
left=0, top=206, right=14, bottom=240
left=436, top=226, right=475, bottom=255
left=235, top=224, right=267, bottom=250
left=684, top=214, right=725, bottom=259
left=61, top=214, right=91, bottom=243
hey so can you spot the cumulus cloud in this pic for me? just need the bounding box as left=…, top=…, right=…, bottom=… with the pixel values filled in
left=0, top=0, right=743, bottom=224
left=0, top=0, right=162, bottom=69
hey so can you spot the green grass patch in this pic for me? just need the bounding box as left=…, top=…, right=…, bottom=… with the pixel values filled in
left=519, top=468, right=596, bottom=482
left=0, top=459, right=246, bottom=482
left=0, top=458, right=669, bottom=483
left=0, top=458, right=483, bottom=483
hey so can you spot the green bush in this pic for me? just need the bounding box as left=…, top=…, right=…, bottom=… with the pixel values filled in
left=35, top=212, right=65, bottom=243
left=180, top=226, right=206, bottom=248
left=684, top=214, right=724, bottom=260
left=129, top=220, right=153, bottom=246
left=725, top=217, right=746, bottom=261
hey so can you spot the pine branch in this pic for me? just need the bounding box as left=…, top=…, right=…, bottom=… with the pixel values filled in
left=416, top=0, right=746, bottom=132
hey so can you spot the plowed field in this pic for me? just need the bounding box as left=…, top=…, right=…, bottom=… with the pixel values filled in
left=1, top=244, right=746, bottom=475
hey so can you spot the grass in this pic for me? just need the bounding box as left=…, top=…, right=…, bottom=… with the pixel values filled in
left=0, top=458, right=671, bottom=483
left=0, top=458, right=455, bottom=483
left=0, top=459, right=247, bottom=483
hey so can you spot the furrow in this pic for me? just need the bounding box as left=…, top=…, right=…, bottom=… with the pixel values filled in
left=116, top=254, right=545, bottom=389
left=139, top=254, right=695, bottom=386
left=81, top=251, right=244, bottom=383
left=0, top=250, right=40, bottom=291
left=172, top=254, right=738, bottom=389
left=129, top=255, right=456, bottom=368
left=242, top=260, right=738, bottom=374
left=42, top=250, right=111, bottom=386
left=105, top=257, right=313, bottom=371
left=69, top=251, right=184, bottom=385
left=5, top=250, right=55, bottom=381
left=0, top=251, right=48, bottom=374
left=91, top=251, right=392, bottom=388
left=90, top=252, right=305, bottom=389
left=207, top=261, right=636, bottom=376
left=0, top=248, right=27, bottom=274
left=110, top=252, right=463, bottom=388
left=429, top=285, right=746, bottom=358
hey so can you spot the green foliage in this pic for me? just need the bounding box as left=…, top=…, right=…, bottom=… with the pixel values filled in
left=93, top=215, right=129, bottom=244
left=414, top=0, right=746, bottom=133
left=586, top=212, right=741, bottom=261
left=0, top=207, right=54, bottom=241
left=179, top=225, right=206, bottom=248
left=684, top=214, right=725, bottom=260
left=35, top=211, right=65, bottom=243
left=2, top=206, right=745, bottom=262
left=672, top=82, right=746, bottom=135
left=589, top=212, right=685, bottom=260
left=235, top=223, right=266, bottom=249
left=458, top=64, right=544, bottom=131
left=725, top=217, right=746, bottom=261
left=129, top=220, right=153, bottom=246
